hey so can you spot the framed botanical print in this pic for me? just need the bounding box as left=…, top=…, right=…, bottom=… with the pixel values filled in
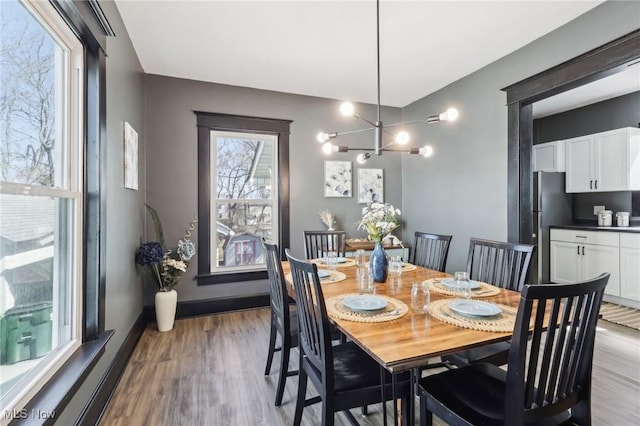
left=358, top=168, right=383, bottom=203
left=124, top=121, right=138, bottom=190
left=324, top=160, right=352, bottom=197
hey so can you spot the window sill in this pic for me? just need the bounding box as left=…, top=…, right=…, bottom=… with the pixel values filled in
left=13, top=331, right=114, bottom=426
left=196, top=270, right=268, bottom=285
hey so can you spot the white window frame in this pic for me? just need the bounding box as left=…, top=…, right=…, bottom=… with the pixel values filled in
left=0, top=0, right=84, bottom=419
left=210, top=130, right=279, bottom=274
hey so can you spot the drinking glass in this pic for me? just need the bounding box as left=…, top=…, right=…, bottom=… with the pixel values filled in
left=355, top=249, right=367, bottom=267
left=411, top=282, right=430, bottom=314
left=326, top=251, right=338, bottom=270
left=389, top=256, right=403, bottom=276
left=389, top=275, right=402, bottom=294
left=453, top=271, right=471, bottom=299
left=358, top=269, right=374, bottom=294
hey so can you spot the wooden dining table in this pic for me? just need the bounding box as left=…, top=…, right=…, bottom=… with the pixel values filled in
left=281, top=260, right=522, bottom=374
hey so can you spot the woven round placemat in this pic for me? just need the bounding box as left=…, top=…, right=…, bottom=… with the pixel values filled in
left=427, top=299, right=517, bottom=332
left=401, top=263, right=417, bottom=272
left=286, top=270, right=346, bottom=284
left=425, top=279, right=501, bottom=298
left=311, top=257, right=357, bottom=268
left=325, top=293, right=409, bottom=323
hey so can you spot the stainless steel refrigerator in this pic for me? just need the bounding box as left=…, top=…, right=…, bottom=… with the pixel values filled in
left=531, top=172, right=573, bottom=284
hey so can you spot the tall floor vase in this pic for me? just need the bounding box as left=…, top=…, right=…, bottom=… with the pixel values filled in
left=370, top=242, right=388, bottom=283
left=155, top=289, right=177, bottom=332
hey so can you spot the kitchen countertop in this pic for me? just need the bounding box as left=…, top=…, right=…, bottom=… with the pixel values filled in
left=551, top=224, right=640, bottom=234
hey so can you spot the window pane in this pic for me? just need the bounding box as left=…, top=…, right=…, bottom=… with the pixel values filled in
left=216, top=136, right=273, bottom=200
left=215, top=203, right=272, bottom=268
left=211, top=131, right=277, bottom=274
left=0, top=193, right=75, bottom=401
left=0, top=0, right=64, bottom=187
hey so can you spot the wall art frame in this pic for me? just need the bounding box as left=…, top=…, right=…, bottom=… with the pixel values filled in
left=123, top=121, right=138, bottom=190
left=324, top=160, right=352, bottom=197
left=358, top=168, right=383, bottom=204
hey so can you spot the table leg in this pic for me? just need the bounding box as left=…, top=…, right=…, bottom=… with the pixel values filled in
left=392, top=371, right=398, bottom=426
left=380, top=366, right=387, bottom=426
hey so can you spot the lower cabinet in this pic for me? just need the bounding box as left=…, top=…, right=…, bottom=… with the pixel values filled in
left=620, top=234, right=640, bottom=302
left=550, top=229, right=620, bottom=297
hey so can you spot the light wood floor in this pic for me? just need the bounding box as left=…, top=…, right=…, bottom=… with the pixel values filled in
left=100, top=308, right=640, bottom=426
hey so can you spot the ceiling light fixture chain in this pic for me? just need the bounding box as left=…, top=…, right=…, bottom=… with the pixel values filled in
left=316, top=0, right=458, bottom=164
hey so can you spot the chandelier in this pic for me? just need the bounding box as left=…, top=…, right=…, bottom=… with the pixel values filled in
left=317, top=0, right=458, bottom=164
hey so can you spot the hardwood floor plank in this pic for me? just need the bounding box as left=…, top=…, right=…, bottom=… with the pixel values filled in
left=100, top=308, right=639, bottom=426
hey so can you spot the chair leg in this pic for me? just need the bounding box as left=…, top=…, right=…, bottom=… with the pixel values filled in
left=274, top=337, right=291, bottom=406
left=264, top=316, right=277, bottom=375
left=293, top=368, right=308, bottom=426
left=570, top=399, right=591, bottom=425
left=419, top=393, right=432, bottom=426
left=321, top=399, right=334, bottom=426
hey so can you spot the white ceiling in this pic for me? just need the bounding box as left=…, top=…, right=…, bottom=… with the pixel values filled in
left=114, top=0, right=614, bottom=109
left=532, top=61, right=640, bottom=118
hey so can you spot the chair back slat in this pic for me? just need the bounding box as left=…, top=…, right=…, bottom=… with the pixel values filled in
left=263, top=242, right=287, bottom=330
left=505, top=273, right=609, bottom=424
left=286, top=249, right=334, bottom=387
left=303, top=231, right=346, bottom=259
left=533, top=299, right=562, bottom=407
left=411, top=232, right=452, bottom=272
left=467, top=238, right=535, bottom=291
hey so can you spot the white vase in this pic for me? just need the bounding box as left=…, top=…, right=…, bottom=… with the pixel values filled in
left=155, top=289, right=177, bottom=332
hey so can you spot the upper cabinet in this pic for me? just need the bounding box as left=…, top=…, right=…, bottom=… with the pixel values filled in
left=565, top=127, right=640, bottom=193
left=533, top=140, right=565, bottom=172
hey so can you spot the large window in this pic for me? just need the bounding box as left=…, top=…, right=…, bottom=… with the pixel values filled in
left=0, top=0, right=84, bottom=417
left=196, top=113, right=290, bottom=285
left=211, top=131, right=278, bottom=273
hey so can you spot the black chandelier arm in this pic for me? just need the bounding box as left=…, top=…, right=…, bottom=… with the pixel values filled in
left=355, top=115, right=378, bottom=128
left=331, top=127, right=376, bottom=138
left=382, top=120, right=423, bottom=129
left=345, top=147, right=376, bottom=152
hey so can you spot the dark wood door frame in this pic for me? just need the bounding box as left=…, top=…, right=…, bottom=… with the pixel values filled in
left=502, top=30, right=640, bottom=244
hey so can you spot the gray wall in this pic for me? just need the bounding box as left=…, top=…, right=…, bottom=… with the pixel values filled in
left=534, top=91, right=640, bottom=221
left=144, top=75, right=402, bottom=303
left=54, top=1, right=146, bottom=423
left=534, top=91, right=640, bottom=143
left=399, top=0, right=640, bottom=273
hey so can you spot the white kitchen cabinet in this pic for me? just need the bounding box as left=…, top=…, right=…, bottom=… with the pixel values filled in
left=549, top=229, right=620, bottom=296
left=565, top=127, right=640, bottom=193
left=620, top=234, right=640, bottom=302
left=533, top=140, right=565, bottom=172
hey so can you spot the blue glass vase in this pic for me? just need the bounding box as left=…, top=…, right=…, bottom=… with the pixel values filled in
left=370, top=242, right=388, bottom=283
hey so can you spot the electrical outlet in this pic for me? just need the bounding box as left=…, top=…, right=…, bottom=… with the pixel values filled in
left=594, top=205, right=605, bottom=215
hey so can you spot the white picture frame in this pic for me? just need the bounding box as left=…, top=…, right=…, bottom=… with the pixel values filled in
left=358, top=168, right=384, bottom=203
left=324, top=160, right=352, bottom=197
left=124, top=121, right=138, bottom=190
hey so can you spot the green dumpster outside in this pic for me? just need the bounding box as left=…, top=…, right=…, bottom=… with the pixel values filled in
left=0, top=302, right=52, bottom=365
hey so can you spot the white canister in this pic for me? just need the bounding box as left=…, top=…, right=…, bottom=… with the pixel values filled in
left=597, top=210, right=613, bottom=227
left=616, top=212, right=630, bottom=227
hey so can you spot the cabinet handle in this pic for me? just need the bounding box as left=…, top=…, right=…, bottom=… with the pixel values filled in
left=582, top=246, right=585, bottom=255
left=595, top=180, right=598, bottom=190
left=590, top=180, right=593, bottom=190
left=577, top=246, right=580, bottom=255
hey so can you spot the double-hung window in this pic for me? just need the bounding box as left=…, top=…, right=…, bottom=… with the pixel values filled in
left=196, top=113, right=290, bottom=285
left=211, top=131, right=278, bottom=273
left=0, top=0, right=84, bottom=417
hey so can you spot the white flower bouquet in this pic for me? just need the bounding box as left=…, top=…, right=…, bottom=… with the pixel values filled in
left=357, top=202, right=401, bottom=243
